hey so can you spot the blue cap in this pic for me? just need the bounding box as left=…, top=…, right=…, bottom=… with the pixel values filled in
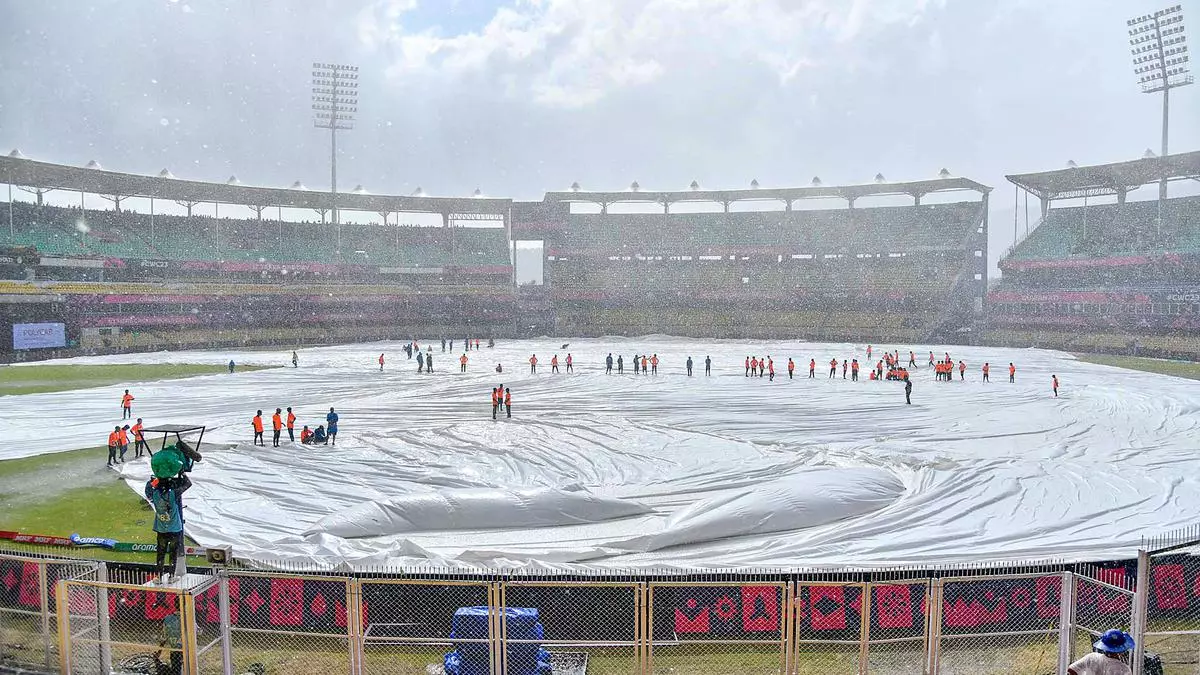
left=1094, top=629, right=1134, bottom=654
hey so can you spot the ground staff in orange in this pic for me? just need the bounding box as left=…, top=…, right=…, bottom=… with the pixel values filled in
left=809, top=359, right=816, bottom=378
left=272, top=408, right=283, bottom=447
left=787, top=358, right=795, bottom=379
left=286, top=407, right=296, bottom=442
left=460, top=354, right=468, bottom=372
left=1009, top=363, right=1016, bottom=383
left=107, top=426, right=121, bottom=467
left=131, top=418, right=148, bottom=457
left=529, top=354, right=538, bottom=374
left=982, top=363, right=990, bottom=382
left=492, top=387, right=501, bottom=419
left=117, top=425, right=130, bottom=462
left=252, top=410, right=265, bottom=447
left=829, top=358, right=838, bottom=379
left=121, top=389, right=135, bottom=420
left=504, top=388, right=512, bottom=418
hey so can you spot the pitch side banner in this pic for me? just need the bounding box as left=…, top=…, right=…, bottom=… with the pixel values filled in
left=12, top=322, right=66, bottom=350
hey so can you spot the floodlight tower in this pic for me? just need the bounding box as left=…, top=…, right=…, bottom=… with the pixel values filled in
left=1128, top=5, right=1192, bottom=199
left=312, top=62, right=358, bottom=231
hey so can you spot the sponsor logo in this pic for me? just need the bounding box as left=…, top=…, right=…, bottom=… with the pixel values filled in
left=1167, top=294, right=1200, bottom=302
left=70, top=533, right=117, bottom=549
left=139, top=260, right=171, bottom=268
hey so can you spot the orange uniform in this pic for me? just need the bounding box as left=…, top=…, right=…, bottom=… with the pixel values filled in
left=121, top=393, right=134, bottom=408
left=272, top=412, right=282, bottom=431
left=252, top=415, right=264, bottom=433
left=108, top=430, right=120, bottom=447
left=131, top=421, right=144, bottom=441
left=286, top=411, right=296, bottom=429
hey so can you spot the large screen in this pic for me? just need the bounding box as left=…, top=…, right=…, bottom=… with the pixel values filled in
left=12, top=322, right=67, bottom=350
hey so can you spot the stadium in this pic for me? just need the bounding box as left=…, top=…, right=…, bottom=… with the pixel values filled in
left=1, top=150, right=1198, bottom=675
left=2, top=3, right=1200, bottom=674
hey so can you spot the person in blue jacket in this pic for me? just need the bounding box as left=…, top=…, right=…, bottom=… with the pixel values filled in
left=326, top=407, right=339, bottom=445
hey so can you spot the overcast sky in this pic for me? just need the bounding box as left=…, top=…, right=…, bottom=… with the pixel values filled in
left=1, top=0, right=1198, bottom=280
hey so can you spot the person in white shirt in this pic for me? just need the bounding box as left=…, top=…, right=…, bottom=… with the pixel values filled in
left=1068, top=629, right=1134, bottom=675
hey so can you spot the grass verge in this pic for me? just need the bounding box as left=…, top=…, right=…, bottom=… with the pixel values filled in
left=1074, top=354, right=1200, bottom=381
left=0, top=446, right=189, bottom=563
left=0, top=362, right=273, bottom=396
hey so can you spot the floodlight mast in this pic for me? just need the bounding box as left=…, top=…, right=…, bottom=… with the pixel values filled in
left=1128, top=5, right=1192, bottom=199
left=312, top=62, right=358, bottom=240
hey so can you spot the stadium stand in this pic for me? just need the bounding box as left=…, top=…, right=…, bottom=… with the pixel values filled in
left=989, top=152, right=1200, bottom=359
left=0, top=156, right=516, bottom=358
left=518, top=189, right=989, bottom=342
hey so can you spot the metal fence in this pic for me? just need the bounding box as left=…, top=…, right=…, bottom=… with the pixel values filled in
left=3, top=536, right=1198, bottom=675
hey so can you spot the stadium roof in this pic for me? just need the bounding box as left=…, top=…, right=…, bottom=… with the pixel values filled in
left=0, top=156, right=512, bottom=215
left=1006, top=151, right=1200, bottom=201
left=544, top=177, right=991, bottom=207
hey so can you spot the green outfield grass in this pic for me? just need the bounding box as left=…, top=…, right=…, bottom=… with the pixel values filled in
left=1075, top=354, right=1200, bottom=381
left=0, top=445, right=202, bottom=563
left=0, top=362, right=273, bottom=395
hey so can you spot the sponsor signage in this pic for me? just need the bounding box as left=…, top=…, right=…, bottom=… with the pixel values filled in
left=12, top=322, right=66, bottom=350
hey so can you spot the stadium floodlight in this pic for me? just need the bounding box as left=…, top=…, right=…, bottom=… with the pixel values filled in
left=938, top=168, right=952, bottom=179
left=353, top=184, right=368, bottom=194
left=226, top=175, right=241, bottom=185
left=874, top=173, right=886, bottom=183
left=85, top=160, right=102, bottom=170
left=630, top=181, right=640, bottom=192
left=1128, top=5, right=1191, bottom=199
left=690, top=180, right=700, bottom=191
left=1067, top=160, right=1078, bottom=168
left=291, top=180, right=308, bottom=190
left=8, top=148, right=25, bottom=159
left=158, top=168, right=175, bottom=179
left=570, top=181, right=581, bottom=192
left=412, top=186, right=424, bottom=197
left=472, top=188, right=483, bottom=198
left=810, top=176, right=822, bottom=187
left=312, top=62, right=359, bottom=228
left=1143, top=148, right=1158, bottom=158
left=750, top=179, right=760, bottom=189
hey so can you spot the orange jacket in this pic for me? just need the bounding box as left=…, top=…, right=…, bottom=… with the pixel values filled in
left=131, top=422, right=144, bottom=441
left=252, top=416, right=264, bottom=433
left=492, top=389, right=499, bottom=405
left=378, top=354, right=384, bottom=365
left=272, top=413, right=282, bottom=431
left=460, top=355, right=468, bottom=365
left=286, top=411, right=296, bottom=428
left=504, top=391, right=511, bottom=405
left=530, top=356, right=538, bottom=365
left=641, top=357, right=648, bottom=367
left=788, top=360, right=795, bottom=371
left=809, top=360, right=815, bottom=369
left=552, top=356, right=558, bottom=365
left=851, top=361, right=859, bottom=372
left=121, top=393, right=134, bottom=408
left=117, top=429, right=128, bottom=445
left=959, top=363, right=966, bottom=373
left=1009, top=365, right=1016, bottom=375
left=751, top=358, right=758, bottom=369
left=108, top=431, right=120, bottom=447
left=983, top=364, right=990, bottom=374
left=830, top=359, right=838, bottom=368
left=650, top=356, right=659, bottom=366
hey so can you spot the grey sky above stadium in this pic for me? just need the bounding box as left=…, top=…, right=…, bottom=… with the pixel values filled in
left=1, top=0, right=1198, bottom=279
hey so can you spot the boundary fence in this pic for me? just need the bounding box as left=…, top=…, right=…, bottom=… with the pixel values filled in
left=2, top=528, right=1198, bottom=675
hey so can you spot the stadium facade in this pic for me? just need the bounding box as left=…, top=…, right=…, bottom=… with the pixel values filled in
left=1, top=151, right=1196, bottom=360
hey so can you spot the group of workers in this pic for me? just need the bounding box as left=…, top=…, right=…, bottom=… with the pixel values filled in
left=107, top=417, right=149, bottom=466
left=490, top=386, right=514, bottom=419
left=251, top=407, right=340, bottom=447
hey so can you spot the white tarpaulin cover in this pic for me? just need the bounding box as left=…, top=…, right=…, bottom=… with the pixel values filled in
left=3, top=337, right=1198, bottom=571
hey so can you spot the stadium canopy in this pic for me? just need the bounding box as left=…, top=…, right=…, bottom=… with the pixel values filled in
left=0, top=156, right=511, bottom=216
left=1006, top=150, right=1200, bottom=201
left=544, top=176, right=991, bottom=210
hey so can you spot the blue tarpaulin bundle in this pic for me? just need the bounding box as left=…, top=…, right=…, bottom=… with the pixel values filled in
left=443, top=607, right=551, bottom=675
